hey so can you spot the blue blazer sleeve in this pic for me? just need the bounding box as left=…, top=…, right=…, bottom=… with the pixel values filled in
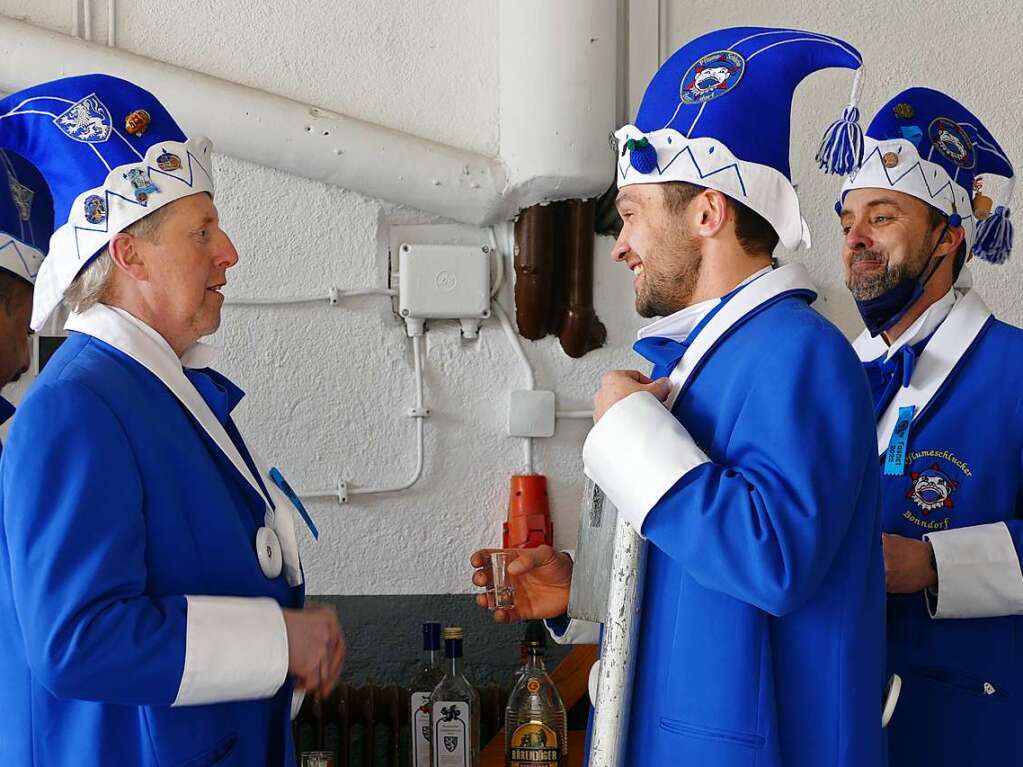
left=2, top=380, right=187, bottom=705
left=642, top=336, right=877, bottom=616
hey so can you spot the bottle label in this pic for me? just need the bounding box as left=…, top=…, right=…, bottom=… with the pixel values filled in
left=509, top=721, right=559, bottom=766
left=432, top=700, right=471, bottom=767
left=411, top=691, right=432, bottom=767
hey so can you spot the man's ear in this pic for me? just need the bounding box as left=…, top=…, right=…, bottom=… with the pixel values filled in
left=938, top=223, right=966, bottom=260
left=108, top=231, right=148, bottom=282
left=691, top=188, right=729, bottom=238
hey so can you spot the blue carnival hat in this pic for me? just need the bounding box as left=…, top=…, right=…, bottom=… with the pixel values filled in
left=614, top=26, right=865, bottom=251
left=0, top=150, right=51, bottom=285
left=840, top=87, right=1014, bottom=263
left=0, top=74, right=214, bottom=329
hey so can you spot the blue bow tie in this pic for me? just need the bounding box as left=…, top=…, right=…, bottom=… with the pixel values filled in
left=183, top=367, right=246, bottom=426
left=863, top=340, right=925, bottom=420
left=633, top=335, right=693, bottom=379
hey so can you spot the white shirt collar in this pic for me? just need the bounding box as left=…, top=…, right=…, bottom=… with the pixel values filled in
left=857, top=288, right=958, bottom=362
left=72, top=304, right=220, bottom=370
left=636, top=265, right=773, bottom=343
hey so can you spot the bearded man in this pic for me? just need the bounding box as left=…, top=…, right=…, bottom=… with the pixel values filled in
left=839, top=87, right=1022, bottom=766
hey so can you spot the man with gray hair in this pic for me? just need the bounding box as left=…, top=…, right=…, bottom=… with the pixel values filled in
left=0, top=75, right=343, bottom=765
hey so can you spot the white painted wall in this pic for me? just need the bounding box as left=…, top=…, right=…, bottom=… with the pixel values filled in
left=5, top=1, right=1022, bottom=596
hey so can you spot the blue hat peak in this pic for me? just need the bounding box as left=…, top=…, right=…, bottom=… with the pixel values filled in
left=615, top=26, right=864, bottom=251
left=633, top=26, right=863, bottom=180
left=842, top=86, right=1015, bottom=263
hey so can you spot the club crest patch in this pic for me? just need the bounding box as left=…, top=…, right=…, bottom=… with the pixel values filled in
left=444, top=736, right=458, bottom=753
left=54, top=94, right=112, bottom=144
left=899, top=450, right=971, bottom=531
left=680, top=50, right=745, bottom=105
left=906, top=463, right=959, bottom=513
left=928, top=117, right=975, bottom=169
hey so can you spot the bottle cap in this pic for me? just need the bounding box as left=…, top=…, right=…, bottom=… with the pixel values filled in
left=523, top=620, right=547, bottom=648
left=423, top=621, right=441, bottom=650
left=442, top=627, right=465, bottom=640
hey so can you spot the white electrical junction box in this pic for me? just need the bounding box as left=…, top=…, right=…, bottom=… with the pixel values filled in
left=397, top=243, right=491, bottom=322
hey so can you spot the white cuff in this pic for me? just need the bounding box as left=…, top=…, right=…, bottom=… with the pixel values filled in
left=582, top=392, right=709, bottom=533
left=173, top=596, right=289, bottom=706
left=545, top=617, right=601, bottom=645
left=924, top=523, right=1023, bottom=619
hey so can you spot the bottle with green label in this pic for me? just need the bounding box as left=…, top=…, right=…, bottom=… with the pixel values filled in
left=409, top=622, right=444, bottom=767
left=431, top=627, right=480, bottom=767
left=504, top=621, right=566, bottom=767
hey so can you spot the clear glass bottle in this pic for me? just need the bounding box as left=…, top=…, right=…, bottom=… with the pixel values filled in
left=409, top=622, right=444, bottom=767
left=504, top=621, right=566, bottom=767
left=430, top=627, right=481, bottom=767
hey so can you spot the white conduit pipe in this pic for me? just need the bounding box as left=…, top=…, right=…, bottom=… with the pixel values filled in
left=0, top=17, right=509, bottom=227
left=71, top=0, right=80, bottom=38
left=299, top=333, right=428, bottom=503
left=492, top=299, right=535, bottom=474
left=82, top=0, right=92, bottom=41
left=488, top=225, right=506, bottom=299
left=107, top=0, right=115, bottom=47
left=224, top=287, right=395, bottom=307
left=556, top=410, right=593, bottom=420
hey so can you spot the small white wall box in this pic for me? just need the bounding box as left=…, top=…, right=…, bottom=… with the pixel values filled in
left=398, top=243, right=491, bottom=322
left=508, top=389, right=556, bottom=438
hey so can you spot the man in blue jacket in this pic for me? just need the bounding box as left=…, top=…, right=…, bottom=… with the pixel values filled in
left=837, top=87, right=1021, bottom=764
left=0, top=149, right=49, bottom=452
left=0, top=75, right=343, bottom=766
left=472, top=27, right=887, bottom=767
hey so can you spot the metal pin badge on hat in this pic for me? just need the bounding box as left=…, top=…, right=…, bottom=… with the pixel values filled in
left=256, top=526, right=283, bottom=579
left=893, top=103, right=915, bottom=119
left=125, top=109, right=151, bottom=137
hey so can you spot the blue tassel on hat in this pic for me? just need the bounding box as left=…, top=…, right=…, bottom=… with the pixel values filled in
left=973, top=205, right=1014, bottom=264
left=627, top=137, right=659, bottom=174
left=816, top=105, right=865, bottom=176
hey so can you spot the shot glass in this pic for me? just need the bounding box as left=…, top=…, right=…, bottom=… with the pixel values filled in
left=301, top=752, right=336, bottom=767
left=488, top=551, right=516, bottom=611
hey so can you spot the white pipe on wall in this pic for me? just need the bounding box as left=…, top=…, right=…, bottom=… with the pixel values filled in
left=498, top=0, right=617, bottom=202
left=0, top=16, right=508, bottom=226
left=0, top=9, right=617, bottom=226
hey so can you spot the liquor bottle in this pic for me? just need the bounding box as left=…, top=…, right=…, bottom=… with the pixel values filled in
left=409, top=622, right=444, bottom=767
left=504, top=621, right=566, bottom=767
left=431, top=627, right=481, bottom=767
left=511, top=619, right=542, bottom=688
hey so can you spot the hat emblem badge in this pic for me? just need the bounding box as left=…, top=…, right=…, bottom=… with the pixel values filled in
left=53, top=94, right=112, bottom=144
left=679, top=50, right=745, bottom=105
left=928, top=117, right=976, bottom=169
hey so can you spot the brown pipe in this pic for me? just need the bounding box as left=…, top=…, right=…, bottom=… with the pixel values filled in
left=546, top=202, right=570, bottom=336
left=558, top=199, right=606, bottom=358
left=514, top=203, right=557, bottom=340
